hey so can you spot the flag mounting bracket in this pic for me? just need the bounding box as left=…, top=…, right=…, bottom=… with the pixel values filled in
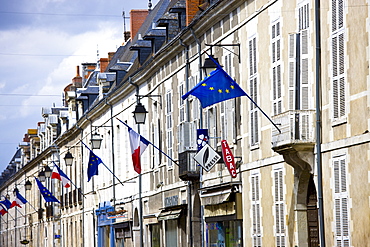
left=205, top=43, right=241, bottom=63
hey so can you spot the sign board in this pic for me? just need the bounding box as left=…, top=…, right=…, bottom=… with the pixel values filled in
left=221, top=140, right=237, bottom=178
left=194, top=143, right=220, bottom=172
left=197, top=129, right=209, bottom=151
left=107, top=213, right=128, bottom=220
left=164, top=195, right=179, bottom=207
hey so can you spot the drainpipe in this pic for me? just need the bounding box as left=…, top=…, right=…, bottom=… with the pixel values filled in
left=315, top=0, right=325, bottom=246
left=129, top=78, right=143, bottom=247
left=180, top=39, right=193, bottom=247
left=86, top=115, right=97, bottom=247
left=105, top=99, right=116, bottom=209
left=76, top=123, right=84, bottom=247
left=190, top=27, right=205, bottom=247
left=105, top=99, right=116, bottom=247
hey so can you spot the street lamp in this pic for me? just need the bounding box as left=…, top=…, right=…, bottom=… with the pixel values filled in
left=44, top=165, right=52, bottom=178
left=201, top=55, right=219, bottom=76
left=133, top=103, right=148, bottom=124
left=25, top=180, right=32, bottom=191
left=13, top=187, right=19, bottom=196
left=91, top=132, right=103, bottom=149
left=64, top=151, right=74, bottom=166
left=38, top=170, right=46, bottom=182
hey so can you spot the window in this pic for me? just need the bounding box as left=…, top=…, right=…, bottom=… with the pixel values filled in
left=333, top=155, right=350, bottom=246
left=274, top=167, right=285, bottom=247
left=220, top=100, right=235, bottom=142
left=288, top=33, right=297, bottom=110
left=151, top=224, right=161, bottom=247
left=166, top=90, right=173, bottom=167
left=251, top=172, right=262, bottom=247
left=299, top=3, right=309, bottom=31
left=331, top=0, right=345, bottom=120
left=288, top=2, right=311, bottom=111
left=179, top=82, right=186, bottom=123
left=220, top=53, right=236, bottom=142
left=206, top=107, right=217, bottom=149
left=165, top=220, right=178, bottom=247
left=272, top=22, right=282, bottom=115
left=249, top=37, right=259, bottom=146
left=206, top=221, right=242, bottom=247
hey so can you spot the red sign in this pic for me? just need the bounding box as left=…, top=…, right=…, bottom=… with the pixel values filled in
left=221, top=140, right=237, bottom=178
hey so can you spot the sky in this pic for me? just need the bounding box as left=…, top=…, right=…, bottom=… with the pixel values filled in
left=0, top=0, right=159, bottom=172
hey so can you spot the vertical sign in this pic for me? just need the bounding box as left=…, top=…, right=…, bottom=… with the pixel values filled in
left=197, top=129, right=209, bottom=151
left=221, top=140, right=237, bottom=178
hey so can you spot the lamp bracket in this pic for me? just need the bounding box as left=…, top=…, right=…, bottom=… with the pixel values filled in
left=205, top=43, right=241, bottom=63
left=136, top=94, right=162, bottom=109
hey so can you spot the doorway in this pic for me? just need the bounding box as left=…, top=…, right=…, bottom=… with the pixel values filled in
left=306, top=176, right=319, bottom=247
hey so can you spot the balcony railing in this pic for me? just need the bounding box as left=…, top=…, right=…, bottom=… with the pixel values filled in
left=272, top=110, right=316, bottom=149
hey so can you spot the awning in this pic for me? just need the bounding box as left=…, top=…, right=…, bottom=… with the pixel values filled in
left=157, top=209, right=182, bottom=221
left=200, top=188, right=232, bottom=206
left=113, top=222, right=130, bottom=229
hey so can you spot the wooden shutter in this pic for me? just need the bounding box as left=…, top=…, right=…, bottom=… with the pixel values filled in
left=301, top=29, right=309, bottom=110
left=249, top=36, right=258, bottom=146
left=251, top=172, right=262, bottom=247
left=288, top=33, right=296, bottom=110
left=333, top=156, right=350, bottom=246
left=179, top=82, right=185, bottom=123
left=332, top=0, right=345, bottom=120
left=272, top=22, right=282, bottom=115
left=274, top=168, right=285, bottom=247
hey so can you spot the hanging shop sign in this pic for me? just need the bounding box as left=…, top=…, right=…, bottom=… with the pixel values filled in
left=197, top=129, right=209, bottom=151
left=221, top=140, right=237, bottom=178
left=107, top=209, right=128, bottom=219
left=194, top=143, right=221, bottom=172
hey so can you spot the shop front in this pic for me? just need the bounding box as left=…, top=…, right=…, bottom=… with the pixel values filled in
left=201, top=183, right=243, bottom=247
left=96, top=201, right=115, bottom=247
left=157, top=194, right=187, bottom=247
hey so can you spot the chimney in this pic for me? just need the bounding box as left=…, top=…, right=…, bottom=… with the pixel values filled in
left=72, top=66, right=82, bottom=88
left=130, top=10, right=149, bottom=40
left=108, top=52, right=115, bottom=63
left=186, top=0, right=201, bottom=25
left=100, top=58, right=109, bottom=72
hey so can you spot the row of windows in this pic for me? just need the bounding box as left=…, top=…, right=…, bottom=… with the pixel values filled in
left=250, top=154, right=350, bottom=247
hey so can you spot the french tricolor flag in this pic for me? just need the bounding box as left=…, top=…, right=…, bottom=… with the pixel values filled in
left=10, top=189, right=28, bottom=208
left=0, top=204, right=7, bottom=216
left=129, top=127, right=149, bottom=174
left=51, top=164, right=71, bottom=188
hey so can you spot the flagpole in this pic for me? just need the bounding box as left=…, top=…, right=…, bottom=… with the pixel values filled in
left=27, top=202, right=39, bottom=214
left=81, top=142, right=128, bottom=187
left=15, top=208, right=25, bottom=217
left=204, top=51, right=282, bottom=133
left=0, top=216, right=6, bottom=224
left=6, top=212, right=15, bottom=221
left=52, top=162, right=86, bottom=198
left=116, top=118, right=179, bottom=165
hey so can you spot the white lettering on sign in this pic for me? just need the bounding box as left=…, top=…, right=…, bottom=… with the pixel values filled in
left=221, top=140, right=237, bottom=178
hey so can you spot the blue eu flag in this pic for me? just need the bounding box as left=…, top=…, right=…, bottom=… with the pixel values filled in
left=0, top=197, right=12, bottom=209
left=182, top=56, right=247, bottom=108
left=35, top=177, right=60, bottom=203
left=87, top=151, right=102, bottom=182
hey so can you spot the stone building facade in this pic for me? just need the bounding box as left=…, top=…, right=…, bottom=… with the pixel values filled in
left=1, top=0, right=370, bottom=246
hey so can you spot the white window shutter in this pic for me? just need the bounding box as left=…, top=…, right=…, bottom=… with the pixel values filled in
left=288, top=33, right=296, bottom=110
left=333, top=155, right=350, bottom=245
